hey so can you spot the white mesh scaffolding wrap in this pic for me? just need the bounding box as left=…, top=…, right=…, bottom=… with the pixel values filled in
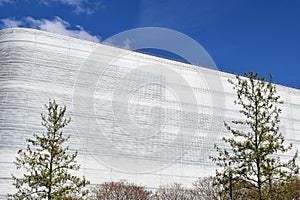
left=0, top=28, right=300, bottom=198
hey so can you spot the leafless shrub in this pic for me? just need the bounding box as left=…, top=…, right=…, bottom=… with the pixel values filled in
left=152, top=183, right=197, bottom=200
left=193, top=176, right=223, bottom=200
left=90, top=181, right=152, bottom=200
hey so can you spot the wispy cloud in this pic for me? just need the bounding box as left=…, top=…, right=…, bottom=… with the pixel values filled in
left=0, top=0, right=14, bottom=6
left=1, top=18, right=22, bottom=27
left=51, top=0, right=104, bottom=15
left=0, top=0, right=104, bottom=15
left=1, top=16, right=100, bottom=42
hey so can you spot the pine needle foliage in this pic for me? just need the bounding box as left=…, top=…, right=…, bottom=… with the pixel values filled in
left=8, top=100, right=89, bottom=200
left=210, top=71, right=299, bottom=200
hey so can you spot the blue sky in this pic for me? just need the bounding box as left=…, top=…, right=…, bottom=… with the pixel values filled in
left=1, top=0, right=300, bottom=88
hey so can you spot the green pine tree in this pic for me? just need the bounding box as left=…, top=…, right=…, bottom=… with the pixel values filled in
left=8, top=100, right=89, bottom=200
left=210, top=71, right=299, bottom=200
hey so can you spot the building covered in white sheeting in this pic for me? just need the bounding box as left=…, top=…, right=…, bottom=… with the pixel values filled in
left=0, top=28, right=299, bottom=199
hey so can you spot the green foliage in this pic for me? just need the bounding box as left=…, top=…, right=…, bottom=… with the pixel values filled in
left=210, top=71, right=299, bottom=200
left=8, top=100, right=89, bottom=200
left=265, top=176, right=300, bottom=200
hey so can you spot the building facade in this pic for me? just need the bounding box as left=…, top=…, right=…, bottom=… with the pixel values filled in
left=0, top=28, right=299, bottom=198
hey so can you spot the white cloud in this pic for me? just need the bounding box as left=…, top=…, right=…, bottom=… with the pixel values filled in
left=1, top=18, right=22, bottom=28
left=0, top=16, right=100, bottom=43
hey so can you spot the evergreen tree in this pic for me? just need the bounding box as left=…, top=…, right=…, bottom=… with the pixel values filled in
left=8, top=100, right=89, bottom=200
left=210, top=71, right=299, bottom=200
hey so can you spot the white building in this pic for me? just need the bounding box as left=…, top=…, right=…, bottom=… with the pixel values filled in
left=0, top=28, right=299, bottom=198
